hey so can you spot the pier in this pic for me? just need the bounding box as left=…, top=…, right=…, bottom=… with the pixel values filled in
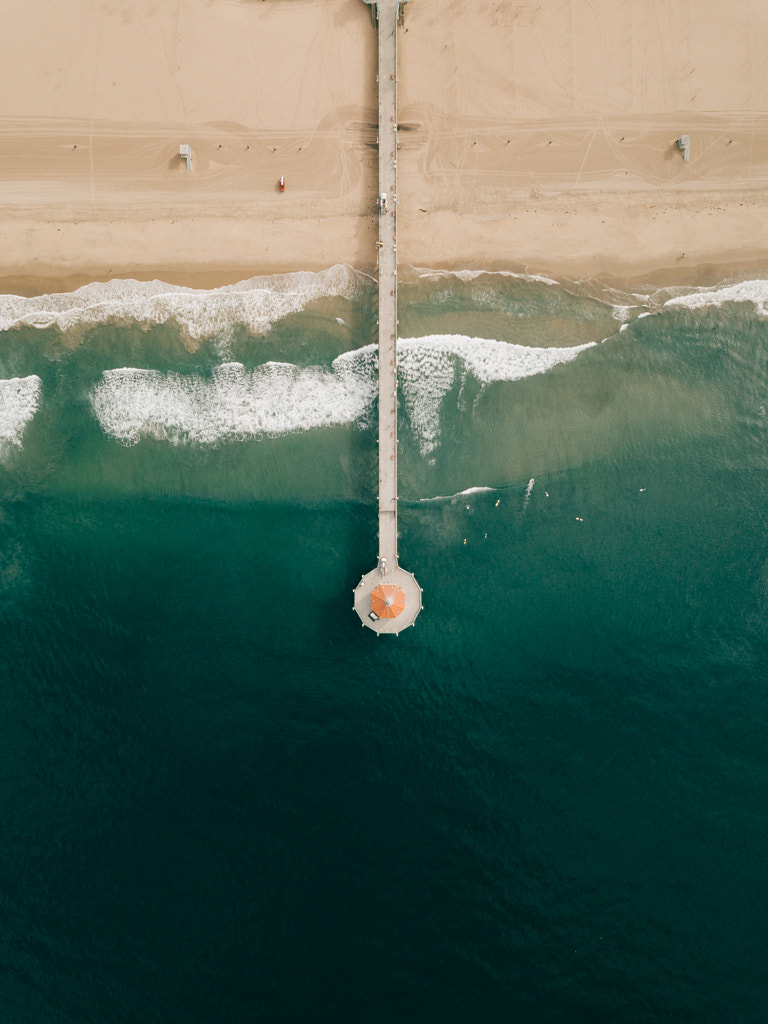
left=354, top=0, right=422, bottom=635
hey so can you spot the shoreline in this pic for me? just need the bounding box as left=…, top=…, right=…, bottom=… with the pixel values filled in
left=4, top=251, right=768, bottom=302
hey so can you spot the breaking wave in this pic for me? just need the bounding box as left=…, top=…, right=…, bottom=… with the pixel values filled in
left=90, top=335, right=596, bottom=452
left=412, top=267, right=559, bottom=287
left=418, top=486, right=497, bottom=503
left=0, top=265, right=365, bottom=341
left=397, top=334, right=596, bottom=455
left=91, top=354, right=376, bottom=447
left=0, top=376, right=42, bottom=459
left=665, top=280, right=768, bottom=317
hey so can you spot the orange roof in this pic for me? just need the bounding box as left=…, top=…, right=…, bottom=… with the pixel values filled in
left=371, top=583, right=405, bottom=618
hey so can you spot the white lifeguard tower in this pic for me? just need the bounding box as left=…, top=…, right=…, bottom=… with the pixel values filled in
left=179, top=144, right=192, bottom=171
left=677, top=135, right=691, bottom=162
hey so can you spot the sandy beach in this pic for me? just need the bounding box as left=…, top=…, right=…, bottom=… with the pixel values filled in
left=1, top=0, right=768, bottom=292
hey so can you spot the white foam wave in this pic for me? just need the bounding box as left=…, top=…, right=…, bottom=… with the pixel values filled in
left=665, top=280, right=768, bottom=316
left=0, top=376, right=42, bottom=458
left=0, top=265, right=363, bottom=340
left=91, top=335, right=595, bottom=451
left=397, top=333, right=595, bottom=456
left=455, top=485, right=495, bottom=496
left=418, top=486, right=496, bottom=503
left=397, top=340, right=456, bottom=457
left=414, top=267, right=559, bottom=287
left=92, top=355, right=376, bottom=446
left=400, top=335, right=596, bottom=385
left=523, top=477, right=535, bottom=511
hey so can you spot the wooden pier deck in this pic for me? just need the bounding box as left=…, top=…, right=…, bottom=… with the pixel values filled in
left=354, top=0, right=422, bottom=635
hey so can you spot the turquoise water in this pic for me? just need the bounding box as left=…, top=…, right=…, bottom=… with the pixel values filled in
left=1, top=270, right=767, bottom=1021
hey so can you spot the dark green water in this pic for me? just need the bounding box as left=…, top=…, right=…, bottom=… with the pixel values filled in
left=1, top=271, right=767, bottom=1022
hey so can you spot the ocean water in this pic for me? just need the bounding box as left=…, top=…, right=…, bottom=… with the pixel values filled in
left=1, top=267, right=767, bottom=1022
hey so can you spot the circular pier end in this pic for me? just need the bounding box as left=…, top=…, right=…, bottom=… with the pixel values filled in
left=353, top=565, right=422, bottom=634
